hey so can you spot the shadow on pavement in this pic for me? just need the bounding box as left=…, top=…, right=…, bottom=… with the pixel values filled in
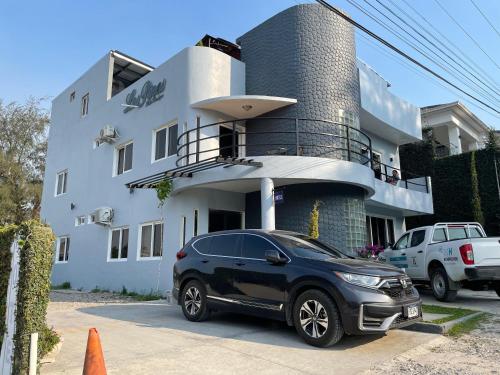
left=77, top=302, right=386, bottom=350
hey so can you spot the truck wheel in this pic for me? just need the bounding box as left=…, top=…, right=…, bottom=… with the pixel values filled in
left=293, top=290, right=344, bottom=347
left=431, top=267, right=458, bottom=302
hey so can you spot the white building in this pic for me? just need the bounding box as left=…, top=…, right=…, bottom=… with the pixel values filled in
left=41, top=4, right=433, bottom=294
left=421, top=101, right=490, bottom=157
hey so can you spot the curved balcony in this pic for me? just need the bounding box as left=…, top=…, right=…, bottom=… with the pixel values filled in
left=176, top=117, right=372, bottom=168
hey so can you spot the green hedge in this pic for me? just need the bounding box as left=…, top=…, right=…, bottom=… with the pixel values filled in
left=0, top=225, right=17, bottom=350
left=0, top=221, right=57, bottom=374
left=402, top=148, right=500, bottom=236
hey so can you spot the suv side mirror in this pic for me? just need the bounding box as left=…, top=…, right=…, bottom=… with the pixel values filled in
left=265, top=250, right=287, bottom=264
left=385, top=242, right=393, bottom=249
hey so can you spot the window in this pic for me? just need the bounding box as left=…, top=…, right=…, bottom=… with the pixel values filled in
left=193, top=236, right=211, bottom=254
left=181, top=216, right=187, bottom=247
left=55, top=170, right=68, bottom=196
left=272, top=234, right=345, bottom=260
left=154, top=123, right=178, bottom=161
left=366, top=216, right=395, bottom=246
left=109, top=227, right=129, bottom=261
left=56, top=236, right=70, bottom=263
left=240, top=235, right=272, bottom=259
left=208, top=235, right=237, bottom=257
left=87, top=214, right=96, bottom=224
left=81, top=93, right=89, bottom=117
left=394, top=233, right=410, bottom=250
left=139, top=222, right=163, bottom=259
left=410, top=230, right=426, bottom=247
left=432, top=228, right=447, bottom=242
left=70, top=91, right=75, bottom=102
left=116, top=142, right=133, bottom=175
left=468, top=227, right=484, bottom=238
left=75, top=216, right=86, bottom=226
left=193, top=209, right=199, bottom=237
left=448, top=227, right=467, bottom=240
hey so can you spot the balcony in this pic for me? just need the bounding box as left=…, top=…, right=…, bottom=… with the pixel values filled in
left=127, top=117, right=431, bottom=209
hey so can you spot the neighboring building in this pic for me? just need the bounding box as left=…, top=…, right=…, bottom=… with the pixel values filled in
left=421, top=101, right=490, bottom=157
left=41, top=4, right=433, bottom=293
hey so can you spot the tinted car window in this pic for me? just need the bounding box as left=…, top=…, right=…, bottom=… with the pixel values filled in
left=193, top=237, right=212, bottom=254
left=209, top=235, right=237, bottom=257
left=241, top=235, right=272, bottom=259
left=394, top=233, right=410, bottom=250
left=432, top=228, right=447, bottom=242
left=272, top=234, right=346, bottom=260
left=410, top=230, right=426, bottom=247
left=448, top=227, right=467, bottom=240
left=469, top=227, right=483, bottom=238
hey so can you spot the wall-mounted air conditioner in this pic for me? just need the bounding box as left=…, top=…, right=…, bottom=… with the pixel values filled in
left=95, top=125, right=119, bottom=146
left=92, top=207, right=114, bottom=226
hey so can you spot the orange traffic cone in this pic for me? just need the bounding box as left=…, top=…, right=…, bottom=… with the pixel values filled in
left=82, top=328, right=107, bottom=375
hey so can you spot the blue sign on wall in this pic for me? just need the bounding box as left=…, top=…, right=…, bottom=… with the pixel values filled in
left=274, top=190, right=284, bottom=204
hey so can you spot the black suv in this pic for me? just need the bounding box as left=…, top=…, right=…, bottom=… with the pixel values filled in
left=173, top=230, right=422, bottom=347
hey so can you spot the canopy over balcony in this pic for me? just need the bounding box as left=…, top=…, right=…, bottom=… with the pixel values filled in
left=191, top=95, right=297, bottom=118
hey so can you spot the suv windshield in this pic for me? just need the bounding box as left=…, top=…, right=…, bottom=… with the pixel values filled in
left=271, top=233, right=348, bottom=260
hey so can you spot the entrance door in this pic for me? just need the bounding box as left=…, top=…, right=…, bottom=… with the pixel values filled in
left=209, top=209, right=243, bottom=232
left=219, top=126, right=239, bottom=158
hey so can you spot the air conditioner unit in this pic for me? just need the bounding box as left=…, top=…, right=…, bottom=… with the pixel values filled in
left=92, top=207, right=114, bottom=226
left=96, top=125, right=119, bottom=146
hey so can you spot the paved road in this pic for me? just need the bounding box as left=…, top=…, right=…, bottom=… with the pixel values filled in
left=42, top=299, right=438, bottom=375
left=418, top=288, right=500, bottom=314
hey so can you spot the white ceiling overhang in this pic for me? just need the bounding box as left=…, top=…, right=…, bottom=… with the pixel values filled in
left=191, top=95, right=297, bottom=119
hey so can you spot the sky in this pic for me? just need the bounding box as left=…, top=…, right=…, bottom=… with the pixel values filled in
left=1, top=0, right=499, bottom=128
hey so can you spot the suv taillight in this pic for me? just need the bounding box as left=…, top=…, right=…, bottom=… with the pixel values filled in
left=459, top=244, right=474, bottom=265
left=176, top=249, right=187, bottom=260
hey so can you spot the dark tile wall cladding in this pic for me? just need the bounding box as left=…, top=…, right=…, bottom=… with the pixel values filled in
left=245, top=183, right=367, bottom=254
left=239, top=4, right=367, bottom=252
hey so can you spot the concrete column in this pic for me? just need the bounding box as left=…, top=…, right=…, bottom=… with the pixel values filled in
left=447, top=125, right=462, bottom=155
left=260, top=177, right=275, bottom=230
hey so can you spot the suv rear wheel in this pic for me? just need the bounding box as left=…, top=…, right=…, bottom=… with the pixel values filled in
left=181, top=280, right=210, bottom=322
left=292, top=290, right=344, bottom=347
left=430, top=267, right=458, bottom=302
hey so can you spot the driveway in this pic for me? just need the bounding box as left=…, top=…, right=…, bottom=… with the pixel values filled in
left=41, top=292, right=439, bottom=375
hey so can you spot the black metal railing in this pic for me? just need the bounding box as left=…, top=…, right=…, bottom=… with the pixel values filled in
left=175, top=117, right=430, bottom=193
left=177, top=117, right=372, bottom=167
left=374, top=161, right=429, bottom=193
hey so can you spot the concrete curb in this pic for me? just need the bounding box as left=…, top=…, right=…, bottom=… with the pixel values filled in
left=403, top=312, right=484, bottom=334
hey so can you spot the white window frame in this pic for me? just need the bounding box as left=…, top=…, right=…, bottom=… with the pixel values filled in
left=107, top=226, right=129, bottom=262
left=180, top=216, right=187, bottom=247
left=87, top=214, right=96, bottom=224
left=151, top=121, right=178, bottom=163
left=114, top=140, right=133, bottom=176
left=75, top=216, right=86, bottom=227
left=55, top=236, right=70, bottom=264
left=137, top=221, right=164, bottom=261
left=69, top=91, right=75, bottom=102
left=193, top=209, right=199, bottom=238
left=55, top=170, right=68, bottom=196
left=81, top=93, right=89, bottom=117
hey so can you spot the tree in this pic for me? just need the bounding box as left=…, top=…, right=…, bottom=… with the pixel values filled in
left=0, top=98, right=50, bottom=224
left=485, top=127, right=499, bottom=152
left=470, top=151, right=484, bottom=225
left=308, top=200, right=320, bottom=239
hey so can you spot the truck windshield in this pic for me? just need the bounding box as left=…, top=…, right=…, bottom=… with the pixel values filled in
left=271, top=234, right=348, bottom=260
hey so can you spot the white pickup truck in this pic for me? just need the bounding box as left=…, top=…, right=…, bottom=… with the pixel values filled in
left=379, top=223, right=500, bottom=301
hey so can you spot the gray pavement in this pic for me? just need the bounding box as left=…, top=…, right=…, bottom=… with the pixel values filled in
left=42, top=300, right=439, bottom=375
left=418, top=287, right=500, bottom=314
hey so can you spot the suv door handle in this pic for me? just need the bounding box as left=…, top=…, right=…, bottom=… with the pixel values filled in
left=235, top=262, right=245, bottom=267
left=201, top=259, right=209, bottom=264
left=401, top=253, right=406, bottom=256
left=417, top=250, right=423, bottom=254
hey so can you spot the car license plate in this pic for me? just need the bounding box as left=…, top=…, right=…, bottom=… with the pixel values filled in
left=406, top=305, right=419, bottom=318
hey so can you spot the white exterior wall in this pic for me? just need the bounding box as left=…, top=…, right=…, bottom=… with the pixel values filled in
left=42, top=46, right=433, bottom=294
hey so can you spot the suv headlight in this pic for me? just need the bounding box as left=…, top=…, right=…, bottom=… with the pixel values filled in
left=335, top=272, right=381, bottom=289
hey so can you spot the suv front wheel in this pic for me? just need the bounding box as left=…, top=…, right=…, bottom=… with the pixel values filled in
left=292, top=290, right=344, bottom=347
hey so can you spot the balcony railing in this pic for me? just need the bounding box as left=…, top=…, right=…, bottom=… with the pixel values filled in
left=177, top=117, right=372, bottom=167
left=174, top=117, right=429, bottom=193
